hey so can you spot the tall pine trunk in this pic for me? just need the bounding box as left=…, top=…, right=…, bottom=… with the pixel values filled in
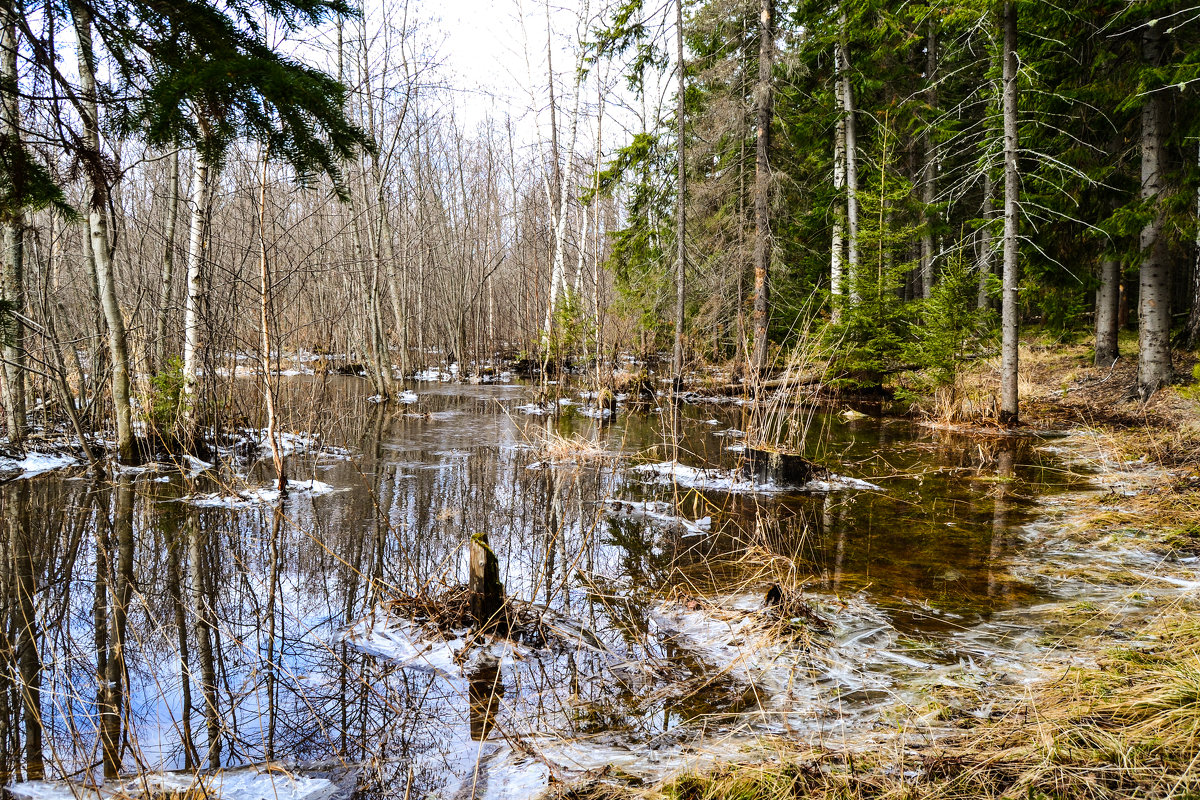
left=919, top=21, right=938, bottom=300
left=1095, top=256, right=1120, bottom=367
left=976, top=171, right=994, bottom=309
left=672, top=0, right=686, bottom=390
left=1185, top=138, right=1200, bottom=349
left=749, top=0, right=774, bottom=376
left=999, top=1, right=1020, bottom=426
left=1136, top=23, right=1173, bottom=398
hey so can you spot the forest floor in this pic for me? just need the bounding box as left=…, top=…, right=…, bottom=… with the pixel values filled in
left=553, top=336, right=1200, bottom=800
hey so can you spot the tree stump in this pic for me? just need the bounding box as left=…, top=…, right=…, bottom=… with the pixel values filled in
left=469, top=532, right=507, bottom=633
left=742, top=446, right=816, bottom=486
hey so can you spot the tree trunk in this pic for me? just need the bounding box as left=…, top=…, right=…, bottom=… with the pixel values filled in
left=155, top=148, right=181, bottom=372
left=749, top=0, right=774, bottom=376
left=72, top=1, right=136, bottom=463
left=469, top=533, right=506, bottom=632
left=257, top=151, right=286, bottom=492
left=831, top=42, right=846, bottom=321
left=100, top=477, right=133, bottom=780
left=1136, top=23, right=1173, bottom=398
left=919, top=21, right=938, bottom=300
left=841, top=31, right=860, bottom=304
left=165, top=521, right=197, bottom=769
left=1184, top=139, right=1200, bottom=349
left=999, top=1, right=1020, bottom=426
left=181, top=149, right=209, bottom=433
left=188, top=513, right=221, bottom=769
left=1095, top=256, right=1120, bottom=367
left=672, top=0, right=686, bottom=390
left=9, top=484, right=41, bottom=779
left=0, top=3, right=26, bottom=444
left=976, top=171, right=994, bottom=309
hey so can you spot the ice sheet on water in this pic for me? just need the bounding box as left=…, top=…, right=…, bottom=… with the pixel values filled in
left=341, top=613, right=463, bottom=679
left=632, top=461, right=785, bottom=493
left=0, top=451, right=77, bottom=478
left=807, top=475, right=883, bottom=491
left=184, top=479, right=340, bottom=509
left=8, top=769, right=336, bottom=800
left=633, top=461, right=881, bottom=494
left=514, top=403, right=549, bottom=416
left=603, top=499, right=712, bottom=536
left=414, top=369, right=452, bottom=382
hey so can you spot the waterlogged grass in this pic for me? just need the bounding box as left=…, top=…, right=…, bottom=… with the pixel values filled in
left=549, top=606, right=1200, bottom=800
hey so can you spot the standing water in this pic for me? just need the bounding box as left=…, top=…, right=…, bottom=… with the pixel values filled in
left=0, top=377, right=1156, bottom=800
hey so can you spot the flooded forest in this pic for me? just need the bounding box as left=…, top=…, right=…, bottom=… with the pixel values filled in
left=2, top=1, right=1200, bottom=800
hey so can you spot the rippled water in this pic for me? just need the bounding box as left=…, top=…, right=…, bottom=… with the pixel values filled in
left=0, top=377, right=1137, bottom=799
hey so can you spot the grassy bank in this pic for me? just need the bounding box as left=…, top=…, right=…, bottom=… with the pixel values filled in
left=551, top=604, right=1200, bottom=800
left=548, top=335, right=1200, bottom=800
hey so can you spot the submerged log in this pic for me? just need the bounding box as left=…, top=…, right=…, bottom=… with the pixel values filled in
left=742, top=446, right=817, bottom=486
left=469, top=532, right=507, bottom=632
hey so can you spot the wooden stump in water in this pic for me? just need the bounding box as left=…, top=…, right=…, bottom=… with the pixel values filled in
left=742, top=446, right=816, bottom=486
left=469, top=532, right=507, bottom=632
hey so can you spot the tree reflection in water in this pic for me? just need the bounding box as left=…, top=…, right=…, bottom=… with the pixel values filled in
left=0, top=378, right=1085, bottom=796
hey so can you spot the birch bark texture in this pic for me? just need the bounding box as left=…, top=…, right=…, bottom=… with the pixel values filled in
left=840, top=28, right=860, bottom=304
left=830, top=42, right=846, bottom=320
left=181, top=148, right=209, bottom=431
left=71, top=0, right=136, bottom=463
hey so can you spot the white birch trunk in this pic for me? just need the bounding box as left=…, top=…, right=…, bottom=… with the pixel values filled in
left=840, top=30, right=860, bottom=304
left=72, top=0, right=136, bottom=462
left=181, top=149, right=209, bottom=429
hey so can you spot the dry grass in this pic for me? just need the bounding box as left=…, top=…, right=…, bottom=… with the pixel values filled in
left=537, top=430, right=615, bottom=463
left=1066, top=477, right=1200, bottom=555
left=547, top=606, right=1200, bottom=800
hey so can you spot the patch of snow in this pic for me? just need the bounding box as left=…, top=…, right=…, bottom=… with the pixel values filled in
left=184, top=479, right=341, bottom=509
left=632, top=461, right=787, bottom=494
left=633, top=461, right=880, bottom=494
left=604, top=499, right=712, bottom=536
left=579, top=406, right=613, bottom=419
left=8, top=770, right=335, bottom=800
left=807, top=474, right=884, bottom=492
left=399, top=390, right=419, bottom=403
left=343, top=615, right=463, bottom=679
left=0, top=451, right=77, bottom=478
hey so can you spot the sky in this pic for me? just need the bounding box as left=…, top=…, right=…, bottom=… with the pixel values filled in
left=415, top=0, right=668, bottom=150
